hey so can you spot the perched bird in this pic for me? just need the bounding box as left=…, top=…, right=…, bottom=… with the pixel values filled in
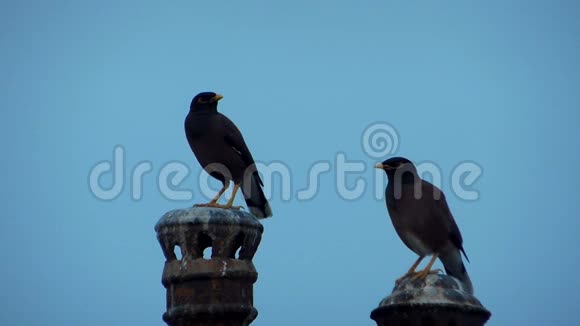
left=376, top=157, right=473, bottom=294
left=184, top=91, right=272, bottom=218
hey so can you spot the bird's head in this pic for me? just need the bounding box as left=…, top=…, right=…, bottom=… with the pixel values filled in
left=190, top=92, right=224, bottom=112
left=375, top=157, right=418, bottom=181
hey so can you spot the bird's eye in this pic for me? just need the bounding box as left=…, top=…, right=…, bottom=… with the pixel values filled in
left=197, top=98, right=208, bottom=104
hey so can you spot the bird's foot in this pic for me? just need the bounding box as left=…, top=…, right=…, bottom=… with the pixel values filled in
left=193, top=202, right=229, bottom=209
left=193, top=202, right=245, bottom=211
left=395, top=272, right=417, bottom=285
left=410, top=268, right=442, bottom=281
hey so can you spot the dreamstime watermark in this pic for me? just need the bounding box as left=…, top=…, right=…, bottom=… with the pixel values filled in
left=88, top=122, right=482, bottom=202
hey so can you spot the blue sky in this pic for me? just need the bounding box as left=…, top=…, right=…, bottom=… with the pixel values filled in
left=1, top=1, right=579, bottom=325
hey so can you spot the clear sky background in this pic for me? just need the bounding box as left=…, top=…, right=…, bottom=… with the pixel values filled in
left=1, top=1, right=579, bottom=325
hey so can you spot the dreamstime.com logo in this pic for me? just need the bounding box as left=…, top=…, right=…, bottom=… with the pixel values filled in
left=88, top=122, right=482, bottom=202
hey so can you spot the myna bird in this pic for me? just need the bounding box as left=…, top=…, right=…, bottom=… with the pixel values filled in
left=184, top=92, right=272, bottom=218
left=376, top=157, right=473, bottom=294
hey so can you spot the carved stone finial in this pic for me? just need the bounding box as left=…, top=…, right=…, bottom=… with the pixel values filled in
left=156, top=207, right=264, bottom=326
left=371, top=274, right=491, bottom=326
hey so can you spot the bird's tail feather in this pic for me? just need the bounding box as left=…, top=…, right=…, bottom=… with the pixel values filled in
left=440, top=249, right=473, bottom=294
left=241, top=172, right=272, bottom=219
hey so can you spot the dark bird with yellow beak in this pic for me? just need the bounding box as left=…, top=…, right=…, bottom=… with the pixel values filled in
left=376, top=157, right=473, bottom=294
left=184, top=92, right=272, bottom=218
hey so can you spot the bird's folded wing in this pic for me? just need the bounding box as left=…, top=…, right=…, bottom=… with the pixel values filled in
left=424, top=181, right=469, bottom=262
left=220, top=114, right=264, bottom=186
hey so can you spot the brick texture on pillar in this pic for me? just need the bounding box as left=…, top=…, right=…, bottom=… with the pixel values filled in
left=371, top=274, right=491, bottom=326
left=156, top=207, right=263, bottom=326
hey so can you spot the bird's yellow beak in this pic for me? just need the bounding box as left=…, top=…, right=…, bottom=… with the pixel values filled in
left=375, top=163, right=394, bottom=170
left=212, top=94, right=224, bottom=102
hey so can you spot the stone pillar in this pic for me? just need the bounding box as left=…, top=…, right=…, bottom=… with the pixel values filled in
left=370, top=274, right=491, bottom=326
left=155, top=207, right=263, bottom=326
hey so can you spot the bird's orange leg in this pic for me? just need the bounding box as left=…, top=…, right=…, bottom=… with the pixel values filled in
left=411, top=254, right=442, bottom=281
left=194, top=183, right=230, bottom=208
left=396, top=256, right=425, bottom=284
left=224, top=183, right=243, bottom=210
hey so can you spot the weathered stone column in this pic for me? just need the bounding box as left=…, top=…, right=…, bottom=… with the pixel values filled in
left=370, top=274, right=491, bottom=326
left=155, top=207, right=263, bottom=326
